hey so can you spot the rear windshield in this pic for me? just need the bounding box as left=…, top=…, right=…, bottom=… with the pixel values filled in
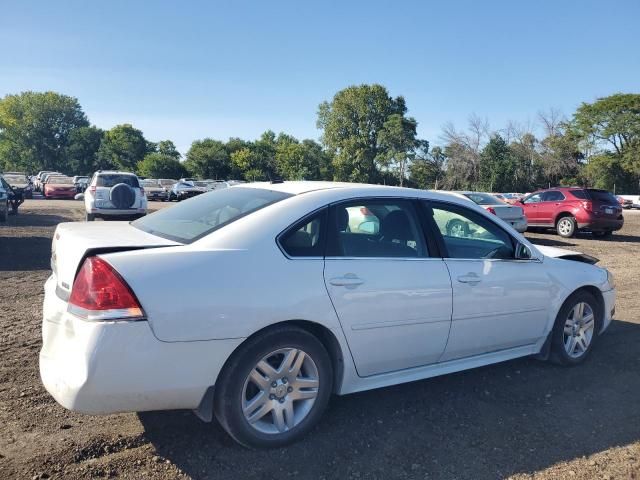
left=132, top=187, right=292, bottom=243
left=140, top=179, right=158, bottom=187
left=96, top=174, right=140, bottom=188
left=47, top=176, right=73, bottom=184
left=3, top=174, right=28, bottom=184
left=464, top=192, right=506, bottom=205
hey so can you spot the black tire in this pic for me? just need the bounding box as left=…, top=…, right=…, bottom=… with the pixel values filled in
left=446, top=218, right=470, bottom=238
left=549, top=290, right=601, bottom=366
left=86, top=213, right=95, bottom=221
left=556, top=215, right=576, bottom=238
left=214, top=325, right=333, bottom=448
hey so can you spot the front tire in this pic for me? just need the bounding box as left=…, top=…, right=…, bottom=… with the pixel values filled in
left=214, top=325, right=333, bottom=448
left=556, top=215, right=576, bottom=238
left=549, top=290, right=600, bottom=366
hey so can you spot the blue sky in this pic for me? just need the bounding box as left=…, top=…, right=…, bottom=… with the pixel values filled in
left=1, top=0, right=639, bottom=155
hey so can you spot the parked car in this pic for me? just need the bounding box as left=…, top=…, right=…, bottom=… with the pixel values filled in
left=43, top=175, right=77, bottom=199
left=2, top=172, right=33, bottom=199
left=34, top=171, right=59, bottom=192
left=157, top=178, right=178, bottom=190
left=1, top=174, right=24, bottom=215
left=0, top=178, right=9, bottom=222
left=450, top=191, right=528, bottom=233
left=500, top=193, right=524, bottom=205
left=140, top=179, right=169, bottom=201
left=167, top=180, right=207, bottom=201
left=520, top=188, right=623, bottom=238
left=74, top=176, right=90, bottom=193
left=84, top=171, right=147, bottom=221
left=41, top=181, right=615, bottom=448
left=616, top=195, right=633, bottom=210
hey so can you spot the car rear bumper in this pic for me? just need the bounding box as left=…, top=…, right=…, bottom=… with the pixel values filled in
left=40, top=276, right=242, bottom=414
left=577, top=217, right=624, bottom=232
left=508, top=217, right=528, bottom=233
left=89, top=207, right=147, bottom=216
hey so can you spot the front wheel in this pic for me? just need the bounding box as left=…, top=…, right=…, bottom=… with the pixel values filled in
left=214, top=325, right=333, bottom=448
left=556, top=216, right=576, bottom=238
left=549, top=291, right=600, bottom=366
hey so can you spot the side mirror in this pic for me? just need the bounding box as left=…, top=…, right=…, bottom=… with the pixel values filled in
left=74, top=193, right=85, bottom=201
left=515, top=243, right=533, bottom=260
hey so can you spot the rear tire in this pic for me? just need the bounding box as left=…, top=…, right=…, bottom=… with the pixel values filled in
left=556, top=215, right=576, bottom=238
left=549, top=290, right=600, bottom=366
left=214, top=325, right=333, bottom=448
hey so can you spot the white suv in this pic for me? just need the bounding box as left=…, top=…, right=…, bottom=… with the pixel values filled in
left=84, top=171, right=147, bottom=221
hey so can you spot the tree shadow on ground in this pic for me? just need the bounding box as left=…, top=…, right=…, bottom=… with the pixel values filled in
left=139, top=319, right=640, bottom=480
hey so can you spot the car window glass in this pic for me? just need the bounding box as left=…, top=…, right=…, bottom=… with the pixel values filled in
left=523, top=193, right=542, bottom=204
left=543, top=191, right=565, bottom=201
left=429, top=202, right=514, bottom=259
left=570, top=189, right=588, bottom=200
left=280, top=210, right=326, bottom=257
left=464, top=193, right=505, bottom=205
left=587, top=189, right=618, bottom=203
left=96, top=175, right=140, bottom=188
left=329, top=200, right=427, bottom=258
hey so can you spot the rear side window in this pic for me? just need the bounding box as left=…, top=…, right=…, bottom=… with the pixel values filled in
left=543, top=191, right=565, bottom=201
left=464, top=193, right=505, bottom=205
left=96, top=174, right=140, bottom=188
left=587, top=189, right=618, bottom=203
left=279, top=209, right=327, bottom=257
left=132, top=187, right=292, bottom=243
left=570, top=190, right=588, bottom=199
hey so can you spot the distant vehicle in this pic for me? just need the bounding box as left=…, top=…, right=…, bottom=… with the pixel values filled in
left=616, top=196, right=633, bottom=210
left=179, top=177, right=198, bottom=184
left=168, top=181, right=207, bottom=201
left=202, top=180, right=230, bottom=191
left=157, top=178, right=178, bottom=189
left=140, top=179, right=169, bottom=201
left=84, top=171, right=147, bottom=221
left=35, top=171, right=61, bottom=192
left=520, top=188, right=623, bottom=238
left=1, top=174, right=24, bottom=215
left=2, top=172, right=33, bottom=199
left=453, top=191, right=528, bottom=233
left=0, top=177, right=9, bottom=221
left=499, top=193, right=524, bottom=205
left=43, top=176, right=77, bottom=199
left=74, top=176, right=90, bottom=193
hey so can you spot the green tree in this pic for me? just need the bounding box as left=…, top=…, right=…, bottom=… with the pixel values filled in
left=137, top=153, right=187, bottom=179
left=377, top=114, right=427, bottom=186
left=96, top=124, right=149, bottom=171
left=230, top=147, right=265, bottom=181
left=317, top=84, right=408, bottom=183
left=156, top=140, right=181, bottom=160
left=275, top=136, right=333, bottom=180
left=0, top=91, right=89, bottom=173
left=184, top=139, right=230, bottom=179
left=479, top=135, right=516, bottom=192
left=66, top=126, right=104, bottom=175
left=409, top=146, right=445, bottom=190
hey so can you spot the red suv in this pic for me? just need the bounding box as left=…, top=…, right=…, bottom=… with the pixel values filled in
left=520, top=187, right=623, bottom=238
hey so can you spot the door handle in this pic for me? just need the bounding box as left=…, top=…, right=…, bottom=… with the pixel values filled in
left=329, top=274, right=364, bottom=287
left=457, top=273, right=481, bottom=284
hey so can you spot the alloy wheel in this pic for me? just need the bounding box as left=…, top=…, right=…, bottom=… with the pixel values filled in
left=563, top=302, right=595, bottom=358
left=242, top=348, right=319, bottom=435
left=558, top=218, right=573, bottom=236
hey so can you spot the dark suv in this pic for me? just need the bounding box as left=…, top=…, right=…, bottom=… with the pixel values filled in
left=520, top=187, right=623, bottom=238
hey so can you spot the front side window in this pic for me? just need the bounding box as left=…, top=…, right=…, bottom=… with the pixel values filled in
left=543, top=191, right=565, bottom=201
left=428, top=202, right=514, bottom=259
left=523, top=193, right=543, bottom=204
left=133, top=187, right=292, bottom=243
left=279, top=209, right=326, bottom=257
left=328, top=199, right=427, bottom=258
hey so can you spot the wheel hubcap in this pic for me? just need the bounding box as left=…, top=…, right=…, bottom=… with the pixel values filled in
left=242, top=348, right=319, bottom=434
left=563, top=302, right=595, bottom=358
left=558, top=219, right=572, bottom=235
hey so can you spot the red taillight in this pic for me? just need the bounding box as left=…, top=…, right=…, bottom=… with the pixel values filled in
left=581, top=201, right=593, bottom=212
left=68, top=257, right=144, bottom=321
left=487, top=207, right=497, bottom=215
left=89, top=185, right=96, bottom=194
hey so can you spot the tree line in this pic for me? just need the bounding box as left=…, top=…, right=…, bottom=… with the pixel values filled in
left=1, top=88, right=638, bottom=193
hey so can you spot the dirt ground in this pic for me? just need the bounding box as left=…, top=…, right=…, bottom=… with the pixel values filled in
left=1, top=199, right=639, bottom=480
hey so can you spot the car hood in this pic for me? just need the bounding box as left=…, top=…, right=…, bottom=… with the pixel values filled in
left=533, top=245, right=599, bottom=264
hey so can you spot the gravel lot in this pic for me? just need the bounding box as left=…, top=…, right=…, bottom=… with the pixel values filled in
left=1, top=199, right=639, bottom=480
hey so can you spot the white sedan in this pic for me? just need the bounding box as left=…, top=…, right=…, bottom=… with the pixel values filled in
left=41, top=181, right=616, bottom=447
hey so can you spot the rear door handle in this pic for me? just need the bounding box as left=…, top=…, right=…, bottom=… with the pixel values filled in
left=329, top=274, right=364, bottom=287
left=457, top=273, right=481, bottom=285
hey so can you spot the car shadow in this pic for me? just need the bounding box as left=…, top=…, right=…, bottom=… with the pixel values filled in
left=0, top=236, right=51, bottom=271
left=138, top=319, right=640, bottom=480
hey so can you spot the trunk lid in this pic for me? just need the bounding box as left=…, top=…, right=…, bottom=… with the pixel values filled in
left=489, top=205, right=524, bottom=221
left=51, top=222, right=179, bottom=295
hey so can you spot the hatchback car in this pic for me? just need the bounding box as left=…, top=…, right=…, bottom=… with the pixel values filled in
left=84, top=171, right=147, bottom=221
left=41, top=182, right=615, bottom=447
left=520, top=188, right=623, bottom=238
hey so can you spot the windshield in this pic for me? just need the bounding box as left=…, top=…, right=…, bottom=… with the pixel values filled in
left=464, top=192, right=506, bottom=205
left=158, top=179, right=176, bottom=186
left=132, top=187, right=292, bottom=243
left=96, top=174, right=140, bottom=188
left=587, top=189, right=618, bottom=204
left=3, top=174, right=28, bottom=184
left=47, top=176, right=73, bottom=184
left=140, top=179, right=158, bottom=187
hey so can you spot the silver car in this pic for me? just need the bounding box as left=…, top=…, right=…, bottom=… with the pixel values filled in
left=451, top=191, right=528, bottom=233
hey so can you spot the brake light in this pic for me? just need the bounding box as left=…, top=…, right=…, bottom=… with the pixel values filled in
left=581, top=201, right=593, bottom=212
left=486, top=207, right=497, bottom=215
left=89, top=185, right=96, bottom=194
left=68, top=256, right=144, bottom=321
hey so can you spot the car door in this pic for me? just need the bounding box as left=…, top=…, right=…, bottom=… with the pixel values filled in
left=537, top=190, right=565, bottom=225
left=521, top=192, right=544, bottom=224
left=425, top=200, right=552, bottom=362
left=323, top=198, right=453, bottom=377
